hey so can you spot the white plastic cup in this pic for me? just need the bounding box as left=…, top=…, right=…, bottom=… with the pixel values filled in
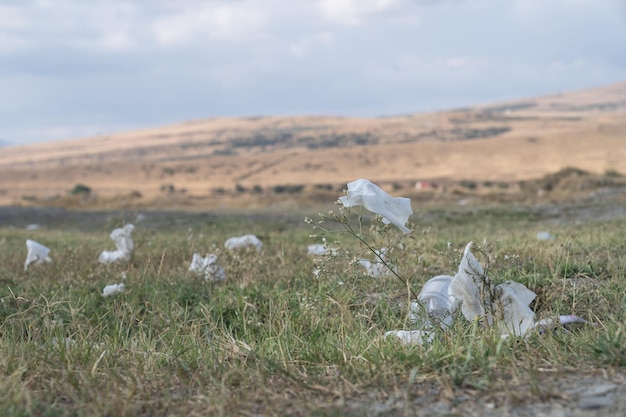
left=411, top=275, right=458, bottom=329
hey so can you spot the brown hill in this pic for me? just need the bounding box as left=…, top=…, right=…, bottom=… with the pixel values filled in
left=1, top=80, right=625, bottom=209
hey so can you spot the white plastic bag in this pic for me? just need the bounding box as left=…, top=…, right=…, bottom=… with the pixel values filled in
left=307, top=244, right=327, bottom=256
left=102, top=283, right=125, bottom=297
left=449, top=242, right=536, bottom=337
left=189, top=253, right=226, bottom=282
left=384, top=330, right=435, bottom=345
left=98, top=224, right=135, bottom=264
left=358, top=247, right=397, bottom=278
left=224, top=234, right=262, bottom=252
left=449, top=242, right=490, bottom=323
left=339, top=179, right=413, bottom=234
left=24, top=239, right=53, bottom=271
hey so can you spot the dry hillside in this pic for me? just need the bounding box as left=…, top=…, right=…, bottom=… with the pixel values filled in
left=1, top=80, right=625, bottom=209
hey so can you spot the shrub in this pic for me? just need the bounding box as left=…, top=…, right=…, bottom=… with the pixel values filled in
left=459, top=180, right=477, bottom=190
left=273, top=184, right=304, bottom=194
left=71, top=184, right=92, bottom=195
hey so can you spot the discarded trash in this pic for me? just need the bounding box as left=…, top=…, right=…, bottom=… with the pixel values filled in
left=24, top=239, right=53, bottom=271
left=387, top=242, right=594, bottom=344
left=534, top=315, right=593, bottom=334
left=51, top=337, right=76, bottom=350
left=307, top=244, right=327, bottom=256
left=98, top=224, right=135, bottom=264
left=225, top=234, right=263, bottom=252
left=358, top=248, right=397, bottom=278
left=536, top=231, right=555, bottom=240
left=102, top=283, right=125, bottom=297
left=384, top=330, right=435, bottom=345
left=189, top=253, right=226, bottom=282
left=410, top=275, right=458, bottom=330
left=339, top=179, right=413, bottom=234
left=449, top=242, right=536, bottom=337
left=358, top=258, right=395, bottom=278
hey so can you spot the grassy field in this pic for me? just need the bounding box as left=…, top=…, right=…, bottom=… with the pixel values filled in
left=0, top=201, right=625, bottom=416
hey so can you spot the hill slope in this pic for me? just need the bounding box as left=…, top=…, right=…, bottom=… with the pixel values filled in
left=1, top=81, right=625, bottom=209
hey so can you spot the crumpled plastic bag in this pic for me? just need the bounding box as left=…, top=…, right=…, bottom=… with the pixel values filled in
left=307, top=244, right=327, bottom=256
left=102, top=283, right=125, bottom=297
left=384, top=330, right=435, bottom=345
left=189, top=253, right=226, bottom=282
left=224, top=234, right=262, bottom=252
left=449, top=242, right=536, bottom=337
left=98, top=224, right=135, bottom=264
left=339, top=179, right=413, bottom=234
left=534, top=315, right=593, bottom=334
left=358, top=258, right=396, bottom=278
left=387, top=242, right=593, bottom=344
left=24, top=239, right=53, bottom=271
left=358, top=247, right=397, bottom=278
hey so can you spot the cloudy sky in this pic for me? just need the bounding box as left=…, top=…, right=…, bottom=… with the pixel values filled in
left=1, top=0, right=625, bottom=146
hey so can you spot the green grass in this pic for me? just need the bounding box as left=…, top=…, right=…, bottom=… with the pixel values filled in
left=0, top=204, right=624, bottom=416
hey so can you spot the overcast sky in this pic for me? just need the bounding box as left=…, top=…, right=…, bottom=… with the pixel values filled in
left=1, top=0, right=625, bottom=146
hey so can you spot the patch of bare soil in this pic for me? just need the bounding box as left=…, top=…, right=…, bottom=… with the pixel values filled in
left=333, top=371, right=626, bottom=417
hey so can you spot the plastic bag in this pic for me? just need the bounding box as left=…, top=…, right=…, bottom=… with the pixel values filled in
left=384, top=330, right=435, bottom=345
left=358, top=247, right=397, bottom=278
left=189, top=253, right=226, bottom=282
left=307, top=244, right=327, bottom=256
left=449, top=242, right=536, bottom=337
left=339, top=179, right=413, bottom=234
left=102, top=283, right=125, bottom=297
left=224, top=234, right=262, bottom=252
left=24, top=239, right=53, bottom=271
left=98, top=224, right=135, bottom=264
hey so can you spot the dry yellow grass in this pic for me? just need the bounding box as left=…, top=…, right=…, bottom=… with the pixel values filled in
left=1, top=80, right=625, bottom=208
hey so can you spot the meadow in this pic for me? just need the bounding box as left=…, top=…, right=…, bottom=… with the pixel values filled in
left=0, top=201, right=625, bottom=416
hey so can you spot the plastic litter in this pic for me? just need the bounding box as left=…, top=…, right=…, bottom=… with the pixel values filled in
left=410, top=275, right=458, bottom=330
left=534, top=315, right=593, bottom=334
left=98, top=224, right=135, bottom=264
left=224, top=234, right=262, bottom=252
left=339, top=179, right=413, bottom=234
left=24, top=239, right=53, bottom=271
left=307, top=244, right=327, bottom=256
left=358, top=258, right=395, bottom=278
left=51, top=337, right=76, bottom=350
left=102, top=283, right=125, bottom=297
left=449, top=242, right=536, bottom=337
left=387, top=242, right=593, bottom=344
left=358, top=247, right=397, bottom=278
left=536, top=231, right=555, bottom=240
left=384, top=330, right=435, bottom=345
left=189, top=253, right=226, bottom=282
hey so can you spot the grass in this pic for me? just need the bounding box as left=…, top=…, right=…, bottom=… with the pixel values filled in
left=0, top=203, right=625, bottom=416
